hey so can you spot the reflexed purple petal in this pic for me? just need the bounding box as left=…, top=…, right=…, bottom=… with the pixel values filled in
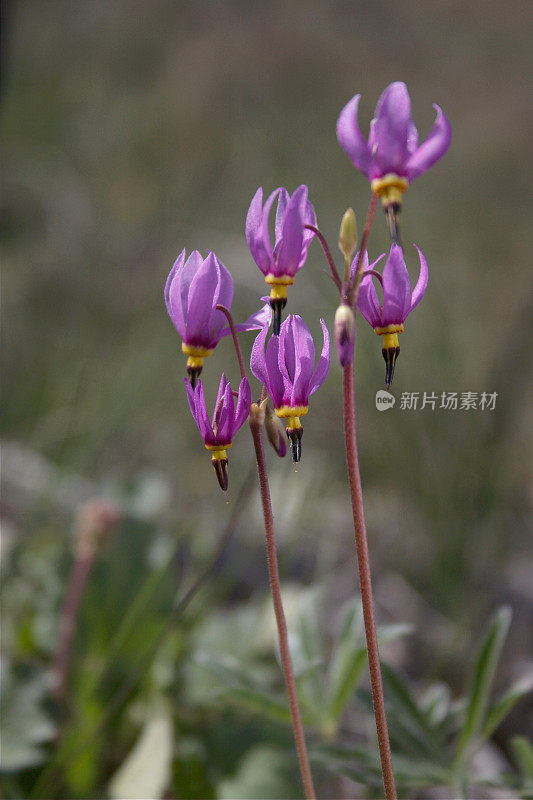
left=286, top=316, right=315, bottom=404
left=210, top=255, right=234, bottom=340
left=371, top=82, right=415, bottom=177
left=194, top=381, right=214, bottom=443
left=382, top=244, right=412, bottom=325
left=336, top=94, right=372, bottom=178
left=405, top=104, right=452, bottom=181
left=301, top=196, right=317, bottom=258
left=219, top=302, right=272, bottom=339
left=213, top=373, right=229, bottom=418
left=164, top=248, right=185, bottom=314
left=245, top=187, right=263, bottom=257
left=274, top=188, right=290, bottom=245
left=265, top=335, right=285, bottom=408
left=185, top=377, right=199, bottom=426
left=307, top=319, right=331, bottom=396
left=357, top=274, right=382, bottom=328
left=276, top=186, right=306, bottom=276
left=186, top=379, right=214, bottom=444
left=409, top=245, right=429, bottom=313
left=250, top=323, right=270, bottom=387
left=214, top=382, right=234, bottom=445
left=278, top=316, right=296, bottom=383
left=349, top=250, right=369, bottom=283
left=233, top=376, right=252, bottom=432
left=254, top=188, right=280, bottom=275
left=166, top=249, right=201, bottom=337
left=186, top=252, right=220, bottom=346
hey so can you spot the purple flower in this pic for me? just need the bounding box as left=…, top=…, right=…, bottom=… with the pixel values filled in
left=185, top=373, right=252, bottom=492
left=246, top=185, right=317, bottom=334
left=357, top=243, right=428, bottom=387
left=337, top=82, right=451, bottom=206
left=165, top=249, right=269, bottom=385
left=250, top=315, right=330, bottom=461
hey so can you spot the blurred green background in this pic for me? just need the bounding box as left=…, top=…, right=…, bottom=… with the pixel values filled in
left=2, top=1, right=532, bottom=798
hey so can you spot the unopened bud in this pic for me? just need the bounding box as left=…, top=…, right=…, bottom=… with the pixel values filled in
left=264, top=405, right=287, bottom=458
left=338, top=208, right=357, bottom=261
left=334, top=303, right=356, bottom=367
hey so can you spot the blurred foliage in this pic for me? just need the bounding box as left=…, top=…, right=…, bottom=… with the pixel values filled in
left=2, top=0, right=533, bottom=797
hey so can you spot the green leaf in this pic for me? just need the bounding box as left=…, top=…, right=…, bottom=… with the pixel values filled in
left=482, top=674, right=533, bottom=742
left=454, top=606, right=512, bottom=768
left=512, top=737, right=533, bottom=779
left=218, top=745, right=301, bottom=799
left=0, top=664, right=56, bottom=771
left=221, top=686, right=293, bottom=725
left=325, top=601, right=365, bottom=721
left=380, top=663, right=444, bottom=760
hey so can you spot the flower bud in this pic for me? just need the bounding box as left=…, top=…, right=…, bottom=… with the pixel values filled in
left=334, top=303, right=355, bottom=367
left=264, top=405, right=287, bottom=458
left=338, top=208, right=357, bottom=262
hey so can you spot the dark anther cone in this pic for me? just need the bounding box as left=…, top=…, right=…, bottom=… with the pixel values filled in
left=187, top=364, right=202, bottom=388
left=286, top=427, right=303, bottom=463
left=382, top=345, right=400, bottom=389
left=385, top=202, right=402, bottom=246
left=271, top=298, right=287, bottom=336
left=212, top=458, right=229, bottom=492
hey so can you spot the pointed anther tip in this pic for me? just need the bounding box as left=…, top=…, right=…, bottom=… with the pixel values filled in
left=187, top=365, right=202, bottom=388
left=286, top=427, right=303, bottom=463
left=270, top=298, right=287, bottom=336
left=382, top=345, right=400, bottom=388
left=212, top=458, right=229, bottom=493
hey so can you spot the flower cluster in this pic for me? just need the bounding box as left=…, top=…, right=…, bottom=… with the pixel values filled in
left=165, top=81, right=450, bottom=489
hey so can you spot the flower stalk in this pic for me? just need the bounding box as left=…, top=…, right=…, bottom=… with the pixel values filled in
left=249, top=403, right=317, bottom=800
left=343, top=359, right=397, bottom=800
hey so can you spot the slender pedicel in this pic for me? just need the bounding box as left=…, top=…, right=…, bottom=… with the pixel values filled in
left=305, top=223, right=342, bottom=290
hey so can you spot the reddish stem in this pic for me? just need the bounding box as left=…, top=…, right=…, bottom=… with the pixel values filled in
left=249, top=414, right=316, bottom=800
left=216, top=304, right=247, bottom=380
left=343, top=360, right=397, bottom=800
left=361, top=268, right=384, bottom=286
left=305, top=224, right=342, bottom=290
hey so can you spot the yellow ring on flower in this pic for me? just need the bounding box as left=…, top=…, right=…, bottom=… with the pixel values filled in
left=205, top=444, right=232, bottom=460
left=371, top=173, right=409, bottom=206
left=182, top=343, right=214, bottom=358
left=265, top=274, right=295, bottom=302
left=275, top=405, right=308, bottom=419
left=374, top=324, right=404, bottom=335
